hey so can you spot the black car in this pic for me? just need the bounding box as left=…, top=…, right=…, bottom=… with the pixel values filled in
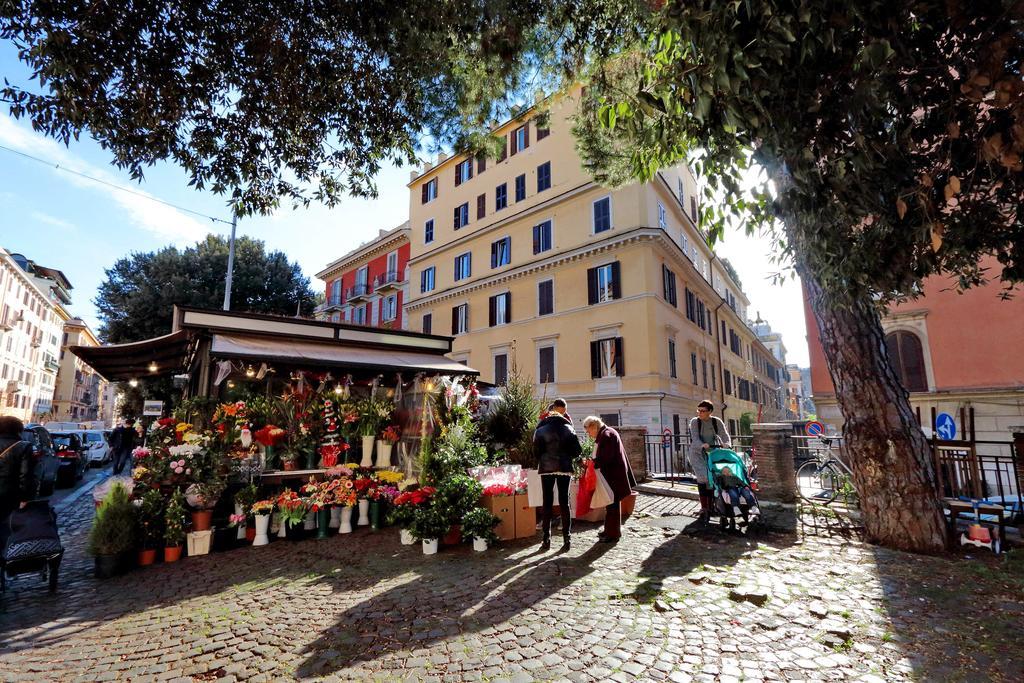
left=50, top=432, right=87, bottom=487
left=21, top=424, right=59, bottom=497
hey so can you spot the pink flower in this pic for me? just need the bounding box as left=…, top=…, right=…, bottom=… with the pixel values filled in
left=175, top=467, right=184, bottom=474
left=185, top=468, right=192, bottom=475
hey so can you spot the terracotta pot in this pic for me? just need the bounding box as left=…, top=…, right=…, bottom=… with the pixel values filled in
left=442, top=524, right=462, bottom=546
left=164, top=546, right=183, bottom=563
left=246, top=526, right=257, bottom=542
left=621, top=492, right=638, bottom=520
left=283, top=459, right=298, bottom=471
left=191, top=509, right=213, bottom=532
left=137, top=549, right=157, bottom=566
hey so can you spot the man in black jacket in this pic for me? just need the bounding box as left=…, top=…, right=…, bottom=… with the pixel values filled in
left=533, top=399, right=583, bottom=551
left=0, top=416, right=38, bottom=522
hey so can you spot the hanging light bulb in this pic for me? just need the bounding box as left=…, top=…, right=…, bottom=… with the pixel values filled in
left=425, top=381, right=434, bottom=391
left=227, top=381, right=235, bottom=389
left=246, top=365, right=256, bottom=378
left=334, top=383, right=343, bottom=395
left=128, top=379, right=139, bottom=388
left=148, top=361, right=158, bottom=373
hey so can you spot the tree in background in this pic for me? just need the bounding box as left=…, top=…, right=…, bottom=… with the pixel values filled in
left=95, top=234, right=316, bottom=344
left=6, top=1, right=1021, bottom=552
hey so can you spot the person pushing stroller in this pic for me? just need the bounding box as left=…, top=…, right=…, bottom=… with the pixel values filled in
left=687, top=400, right=730, bottom=525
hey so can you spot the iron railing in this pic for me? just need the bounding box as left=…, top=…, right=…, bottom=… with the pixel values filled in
left=345, top=282, right=372, bottom=300
left=645, top=432, right=754, bottom=486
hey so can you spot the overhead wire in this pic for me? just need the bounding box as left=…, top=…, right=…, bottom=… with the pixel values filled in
left=0, top=142, right=233, bottom=225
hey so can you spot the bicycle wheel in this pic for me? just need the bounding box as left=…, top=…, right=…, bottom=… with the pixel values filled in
left=796, top=460, right=845, bottom=506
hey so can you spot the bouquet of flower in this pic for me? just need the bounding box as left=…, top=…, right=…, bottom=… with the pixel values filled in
left=389, top=485, right=436, bottom=528
left=319, top=442, right=350, bottom=468
left=276, top=490, right=308, bottom=527
left=367, top=482, right=399, bottom=502
left=251, top=499, right=275, bottom=516
left=299, top=476, right=320, bottom=498
left=254, top=425, right=287, bottom=448
left=331, top=481, right=357, bottom=508
left=380, top=425, right=401, bottom=445
left=353, top=476, right=375, bottom=498
left=376, top=470, right=404, bottom=485
left=306, top=480, right=337, bottom=512
left=175, top=422, right=192, bottom=444
left=358, top=397, right=393, bottom=437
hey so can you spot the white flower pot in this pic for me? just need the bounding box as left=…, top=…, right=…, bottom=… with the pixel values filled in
left=375, top=442, right=393, bottom=469
left=400, top=529, right=416, bottom=545
left=473, top=537, right=488, bottom=552
left=340, top=506, right=354, bottom=534
left=329, top=507, right=342, bottom=529
left=235, top=504, right=247, bottom=540
left=276, top=514, right=287, bottom=538
left=360, top=436, right=375, bottom=467
left=422, top=538, right=439, bottom=555
left=253, top=514, right=271, bottom=546
left=357, top=499, right=370, bottom=526
left=303, top=510, right=316, bottom=530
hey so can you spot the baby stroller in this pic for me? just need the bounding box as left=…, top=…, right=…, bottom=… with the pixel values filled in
left=1, top=501, right=64, bottom=608
left=706, top=448, right=761, bottom=532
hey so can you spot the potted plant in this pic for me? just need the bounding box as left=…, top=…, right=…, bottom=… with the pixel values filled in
left=434, top=473, right=483, bottom=545
left=376, top=425, right=400, bottom=469
left=88, top=482, right=137, bottom=578
left=135, top=489, right=164, bottom=566
left=357, top=397, right=391, bottom=467
left=329, top=475, right=358, bottom=533
left=410, top=505, right=449, bottom=555
left=353, top=473, right=375, bottom=526
left=366, top=480, right=399, bottom=531
left=389, top=486, right=435, bottom=545
left=164, top=488, right=187, bottom=562
left=251, top=498, right=275, bottom=546
left=186, top=478, right=225, bottom=531
left=462, top=507, right=501, bottom=552
left=233, top=483, right=258, bottom=542
left=276, top=490, right=309, bottom=541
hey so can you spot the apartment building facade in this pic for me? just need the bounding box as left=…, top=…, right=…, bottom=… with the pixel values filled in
left=805, top=261, right=1024, bottom=441
left=0, top=249, right=70, bottom=421
left=404, top=90, right=785, bottom=435
left=315, top=223, right=411, bottom=330
left=51, top=317, right=106, bottom=422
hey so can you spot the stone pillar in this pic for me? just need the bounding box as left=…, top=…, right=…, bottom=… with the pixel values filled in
left=752, top=423, right=797, bottom=503
left=616, top=426, right=648, bottom=483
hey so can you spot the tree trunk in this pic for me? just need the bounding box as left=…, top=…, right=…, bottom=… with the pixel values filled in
left=802, top=271, right=947, bottom=553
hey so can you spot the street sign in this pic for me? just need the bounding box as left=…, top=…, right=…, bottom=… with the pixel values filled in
left=805, top=420, right=825, bottom=437
left=936, top=412, right=957, bottom=440
left=662, top=428, right=673, bottom=447
left=142, top=400, right=164, bottom=417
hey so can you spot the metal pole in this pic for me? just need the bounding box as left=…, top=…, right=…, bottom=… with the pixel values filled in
left=223, top=214, right=237, bottom=310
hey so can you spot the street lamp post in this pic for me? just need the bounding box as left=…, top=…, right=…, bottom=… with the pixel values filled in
left=223, top=213, right=238, bottom=311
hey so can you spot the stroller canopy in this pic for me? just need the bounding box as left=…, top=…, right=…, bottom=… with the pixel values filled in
left=706, top=448, right=751, bottom=490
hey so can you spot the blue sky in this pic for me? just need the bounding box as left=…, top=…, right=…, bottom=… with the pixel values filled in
left=0, top=43, right=808, bottom=366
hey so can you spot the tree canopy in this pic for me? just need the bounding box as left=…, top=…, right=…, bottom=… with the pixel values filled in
left=95, top=234, right=315, bottom=343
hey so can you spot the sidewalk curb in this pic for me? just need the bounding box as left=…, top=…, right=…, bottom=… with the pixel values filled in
left=55, top=471, right=112, bottom=515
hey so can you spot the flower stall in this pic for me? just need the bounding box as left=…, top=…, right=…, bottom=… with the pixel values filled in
left=72, top=306, right=600, bottom=570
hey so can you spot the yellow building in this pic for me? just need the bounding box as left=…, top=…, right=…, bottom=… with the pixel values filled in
left=52, top=317, right=106, bottom=422
left=404, top=90, right=785, bottom=435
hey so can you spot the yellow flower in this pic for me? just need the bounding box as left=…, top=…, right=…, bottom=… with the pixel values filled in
left=344, top=462, right=361, bottom=470
left=176, top=422, right=192, bottom=433
left=377, top=471, right=404, bottom=484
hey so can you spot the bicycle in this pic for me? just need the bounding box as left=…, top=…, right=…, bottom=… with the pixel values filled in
left=796, top=436, right=859, bottom=509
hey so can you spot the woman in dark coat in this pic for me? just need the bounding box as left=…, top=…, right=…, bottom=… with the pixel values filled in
left=533, top=407, right=583, bottom=551
left=584, top=416, right=636, bottom=543
left=0, top=416, right=37, bottom=522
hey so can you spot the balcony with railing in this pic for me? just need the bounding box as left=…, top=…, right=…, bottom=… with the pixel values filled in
left=345, top=282, right=373, bottom=302
left=315, top=293, right=345, bottom=314
left=373, top=270, right=404, bottom=293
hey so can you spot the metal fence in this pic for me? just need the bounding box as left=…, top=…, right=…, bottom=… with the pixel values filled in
left=645, top=432, right=754, bottom=486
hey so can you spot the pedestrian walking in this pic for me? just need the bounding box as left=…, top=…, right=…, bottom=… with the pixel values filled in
left=110, top=417, right=138, bottom=475
left=0, top=416, right=37, bottom=524
left=583, top=416, right=637, bottom=544
left=533, top=398, right=582, bottom=551
left=688, top=400, right=731, bottom=525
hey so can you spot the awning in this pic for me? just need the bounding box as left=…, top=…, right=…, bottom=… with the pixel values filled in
left=69, top=330, right=192, bottom=382
left=210, top=334, right=477, bottom=375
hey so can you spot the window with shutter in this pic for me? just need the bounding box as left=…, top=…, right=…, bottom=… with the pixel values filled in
left=494, top=354, right=508, bottom=385
left=691, top=353, right=698, bottom=385
left=538, top=346, right=555, bottom=382
left=421, top=178, right=437, bottom=204
left=668, top=339, right=677, bottom=378
left=515, top=174, right=526, bottom=202
left=702, top=359, right=708, bottom=388
left=422, top=313, right=432, bottom=335
left=690, top=196, right=698, bottom=221
left=533, top=220, right=552, bottom=254
left=490, top=237, right=510, bottom=268
left=594, top=264, right=616, bottom=303
left=593, top=196, right=612, bottom=232
left=610, top=261, right=622, bottom=300
left=495, top=183, right=507, bottom=210
left=454, top=253, right=471, bottom=281
left=537, top=161, right=551, bottom=192
left=424, top=219, right=434, bottom=244
left=658, top=202, right=667, bottom=229
left=538, top=280, right=553, bottom=316
left=590, top=341, right=601, bottom=378
left=594, top=338, right=622, bottom=378
left=885, top=331, right=928, bottom=392
left=614, top=337, right=624, bottom=376
left=587, top=267, right=598, bottom=305
left=476, top=152, right=487, bottom=174
left=453, top=202, right=469, bottom=230
left=477, top=193, right=486, bottom=219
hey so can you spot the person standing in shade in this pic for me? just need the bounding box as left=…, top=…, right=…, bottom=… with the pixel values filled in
left=0, top=416, right=37, bottom=524
left=533, top=401, right=582, bottom=551
left=584, top=416, right=637, bottom=544
left=110, top=417, right=138, bottom=475
left=688, top=400, right=731, bottom=525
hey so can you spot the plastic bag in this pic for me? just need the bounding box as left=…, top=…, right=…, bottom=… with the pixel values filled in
left=591, top=469, right=614, bottom=509
left=576, top=460, right=597, bottom=516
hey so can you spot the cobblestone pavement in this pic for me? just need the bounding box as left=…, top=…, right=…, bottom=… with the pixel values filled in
left=1, top=493, right=1022, bottom=682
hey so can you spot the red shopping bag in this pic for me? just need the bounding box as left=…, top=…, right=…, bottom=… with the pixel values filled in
left=576, top=460, right=597, bottom=517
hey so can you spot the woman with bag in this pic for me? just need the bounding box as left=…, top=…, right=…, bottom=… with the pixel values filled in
left=584, top=416, right=636, bottom=544
left=687, top=400, right=731, bottom=526
left=533, top=403, right=583, bottom=551
left=0, top=416, right=37, bottom=523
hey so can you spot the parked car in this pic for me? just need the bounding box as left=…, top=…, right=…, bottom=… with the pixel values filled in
left=21, top=424, right=58, bottom=497
left=49, top=432, right=87, bottom=487
left=79, top=430, right=111, bottom=466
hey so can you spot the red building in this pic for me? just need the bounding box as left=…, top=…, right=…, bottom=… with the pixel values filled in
left=805, top=258, right=1024, bottom=443
left=316, top=222, right=411, bottom=330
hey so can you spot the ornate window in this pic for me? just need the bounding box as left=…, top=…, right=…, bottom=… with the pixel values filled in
left=885, top=330, right=928, bottom=392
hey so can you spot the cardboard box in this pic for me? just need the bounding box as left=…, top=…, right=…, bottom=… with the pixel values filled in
left=514, top=493, right=537, bottom=538
left=482, top=494, right=516, bottom=541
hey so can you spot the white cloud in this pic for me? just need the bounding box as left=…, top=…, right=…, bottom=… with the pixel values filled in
left=0, top=116, right=206, bottom=244
left=29, top=210, right=76, bottom=231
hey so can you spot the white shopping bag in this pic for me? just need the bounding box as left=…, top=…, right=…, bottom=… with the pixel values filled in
left=590, top=470, right=614, bottom=509
left=525, top=469, right=544, bottom=507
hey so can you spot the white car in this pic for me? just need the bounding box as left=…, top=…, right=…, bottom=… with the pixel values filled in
left=78, top=430, right=111, bottom=466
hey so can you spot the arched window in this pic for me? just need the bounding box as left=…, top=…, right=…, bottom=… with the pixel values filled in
left=885, top=331, right=928, bottom=392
